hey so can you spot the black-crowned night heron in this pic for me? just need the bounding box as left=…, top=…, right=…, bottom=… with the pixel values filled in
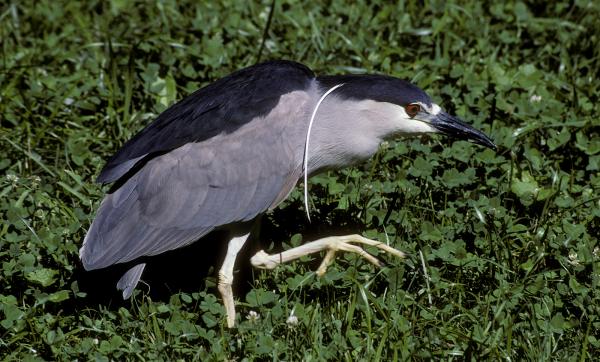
left=80, top=60, right=495, bottom=328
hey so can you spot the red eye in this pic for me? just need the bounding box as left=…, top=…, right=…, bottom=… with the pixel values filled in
left=405, top=103, right=421, bottom=118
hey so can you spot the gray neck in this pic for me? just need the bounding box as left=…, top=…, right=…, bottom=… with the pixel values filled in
left=279, top=80, right=409, bottom=178
left=305, top=92, right=399, bottom=175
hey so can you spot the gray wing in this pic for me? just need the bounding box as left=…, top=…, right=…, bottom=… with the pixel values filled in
left=80, top=95, right=310, bottom=270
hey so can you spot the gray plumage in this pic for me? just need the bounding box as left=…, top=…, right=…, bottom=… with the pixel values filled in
left=80, top=60, right=495, bottom=299
left=82, top=88, right=315, bottom=297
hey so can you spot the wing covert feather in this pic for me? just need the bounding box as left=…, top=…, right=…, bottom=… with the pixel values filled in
left=97, top=61, right=314, bottom=183
left=81, top=90, right=312, bottom=270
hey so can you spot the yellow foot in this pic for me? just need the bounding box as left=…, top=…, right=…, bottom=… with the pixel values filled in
left=250, top=234, right=405, bottom=276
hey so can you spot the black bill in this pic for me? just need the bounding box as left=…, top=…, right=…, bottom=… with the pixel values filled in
left=430, top=111, right=496, bottom=150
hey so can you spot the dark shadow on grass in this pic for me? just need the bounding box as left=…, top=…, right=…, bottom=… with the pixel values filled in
left=70, top=197, right=366, bottom=313
left=73, top=230, right=238, bottom=310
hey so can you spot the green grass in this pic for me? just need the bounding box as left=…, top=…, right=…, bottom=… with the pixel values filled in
left=1, top=0, right=599, bottom=360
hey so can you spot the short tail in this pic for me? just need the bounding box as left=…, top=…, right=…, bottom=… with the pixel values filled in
left=116, top=263, right=146, bottom=299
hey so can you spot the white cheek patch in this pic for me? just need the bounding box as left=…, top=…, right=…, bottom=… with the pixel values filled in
left=366, top=101, right=437, bottom=135
left=402, top=118, right=437, bottom=133
left=393, top=103, right=436, bottom=133
left=396, top=104, right=409, bottom=118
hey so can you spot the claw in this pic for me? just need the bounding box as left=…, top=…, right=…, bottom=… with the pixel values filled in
left=250, top=234, right=405, bottom=275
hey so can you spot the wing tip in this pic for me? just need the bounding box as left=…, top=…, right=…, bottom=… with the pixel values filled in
left=79, top=233, right=94, bottom=270
left=79, top=246, right=102, bottom=271
left=95, top=171, right=111, bottom=184
left=79, top=228, right=112, bottom=271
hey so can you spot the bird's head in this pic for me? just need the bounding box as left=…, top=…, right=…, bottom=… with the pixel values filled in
left=316, top=74, right=496, bottom=151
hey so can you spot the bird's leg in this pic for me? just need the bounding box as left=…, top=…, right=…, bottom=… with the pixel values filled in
left=250, top=234, right=405, bottom=276
left=218, top=233, right=250, bottom=328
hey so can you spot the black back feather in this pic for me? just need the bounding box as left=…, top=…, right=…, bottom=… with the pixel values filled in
left=97, top=60, right=315, bottom=184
